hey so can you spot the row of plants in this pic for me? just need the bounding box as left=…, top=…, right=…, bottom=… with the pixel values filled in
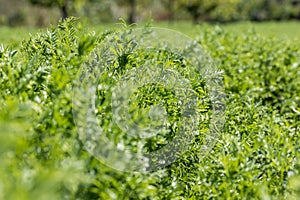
left=0, top=18, right=299, bottom=199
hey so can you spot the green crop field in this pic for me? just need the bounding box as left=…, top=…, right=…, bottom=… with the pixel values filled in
left=0, top=19, right=300, bottom=199
left=1, top=20, right=300, bottom=46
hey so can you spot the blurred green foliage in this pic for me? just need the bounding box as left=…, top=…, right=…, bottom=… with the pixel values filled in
left=0, top=17, right=299, bottom=199
left=177, top=0, right=300, bottom=23
left=1, top=0, right=300, bottom=26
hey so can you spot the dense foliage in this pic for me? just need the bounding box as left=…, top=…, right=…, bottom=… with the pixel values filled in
left=0, top=18, right=300, bottom=199
left=177, top=0, right=300, bottom=23
left=1, top=0, right=300, bottom=26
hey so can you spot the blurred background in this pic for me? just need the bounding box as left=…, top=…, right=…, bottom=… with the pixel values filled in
left=1, top=0, right=300, bottom=27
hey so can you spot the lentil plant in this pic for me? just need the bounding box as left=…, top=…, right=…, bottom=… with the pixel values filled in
left=0, top=18, right=299, bottom=199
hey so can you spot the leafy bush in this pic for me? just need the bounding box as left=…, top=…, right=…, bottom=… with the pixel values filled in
left=0, top=18, right=299, bottom=199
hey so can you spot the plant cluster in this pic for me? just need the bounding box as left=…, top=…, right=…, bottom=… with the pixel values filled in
left=0, top=18, right=299, bottom=199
